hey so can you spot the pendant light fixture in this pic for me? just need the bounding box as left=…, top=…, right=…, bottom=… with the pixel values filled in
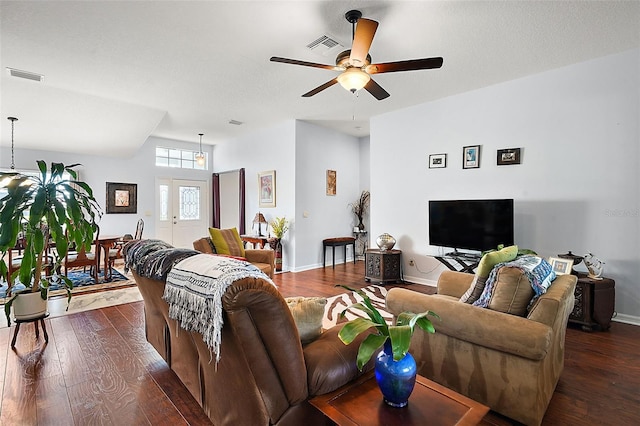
left=7, top=116, right=18, bottom=170
left=195, top=133, right=205, bottom=166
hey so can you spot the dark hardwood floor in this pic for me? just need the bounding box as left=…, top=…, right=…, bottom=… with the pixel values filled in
left=1, top=261, right=638, bottom=425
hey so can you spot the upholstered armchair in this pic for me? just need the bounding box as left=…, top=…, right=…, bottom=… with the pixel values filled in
left=386, top=270, right=577, bottom=426
left=193, top=236, right=275, bottom=278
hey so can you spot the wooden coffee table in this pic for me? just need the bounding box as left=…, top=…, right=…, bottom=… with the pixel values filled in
left=310, top=372, right=489, bottom=426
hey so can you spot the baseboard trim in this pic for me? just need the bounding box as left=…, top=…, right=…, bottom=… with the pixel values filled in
left=612, top=313, right=640, bottom=327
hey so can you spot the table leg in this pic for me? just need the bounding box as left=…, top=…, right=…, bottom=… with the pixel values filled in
left=332, top=246, right=336, bottom=269
left=40, top=319, right=49, bottom=343
left=323, top=245, right=326, bottom=268
left=11, top=323, right=20, bottom=348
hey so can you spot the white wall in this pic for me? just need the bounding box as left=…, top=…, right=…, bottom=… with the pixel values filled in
left=213, top=120, right=297, bottom=269
left=371, top=49, right=640, bottom=322
left=1, top=136, right=212, bottom=239
left=294, top=121, right=361, bottom=270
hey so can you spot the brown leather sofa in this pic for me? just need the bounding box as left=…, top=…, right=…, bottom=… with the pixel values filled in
left=193, top=236, right=275, bottom=278
left=386, top=270, right=577, bottom=426
left=125, top=239, right=371, bottom=425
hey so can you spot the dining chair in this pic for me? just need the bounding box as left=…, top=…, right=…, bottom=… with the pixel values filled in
left=4, top=233, right=55, bottom=286
left=108, top=218, right=144, bottom=270
left=62, top=228, right=100, bottom=284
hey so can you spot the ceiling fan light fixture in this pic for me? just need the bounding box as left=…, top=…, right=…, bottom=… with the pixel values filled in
left=337, top=68, right=370, bottom=93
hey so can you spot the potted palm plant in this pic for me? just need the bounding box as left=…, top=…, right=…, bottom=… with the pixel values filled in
left=0, top=161, right=101, bottom=325
left=268, top=216, right=289, bottom=272
left=337, top=285, right=439, bottom=407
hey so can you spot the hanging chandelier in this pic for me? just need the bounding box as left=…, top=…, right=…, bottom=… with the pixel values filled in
left=195, top=133, right=205, bottom=166
left=7, top=117, right=18, bottom=170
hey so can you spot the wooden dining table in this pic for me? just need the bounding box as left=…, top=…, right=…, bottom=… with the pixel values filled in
left=97, top=235, right=122, bottom=280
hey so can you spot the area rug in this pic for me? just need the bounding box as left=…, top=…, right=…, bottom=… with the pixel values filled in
left=0, top=268, right=135, bottom=299
left=323, top=285, right=393, bottom=330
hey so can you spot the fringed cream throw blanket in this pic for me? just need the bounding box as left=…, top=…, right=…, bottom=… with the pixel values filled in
left=164, top=254, right=275, bottom=362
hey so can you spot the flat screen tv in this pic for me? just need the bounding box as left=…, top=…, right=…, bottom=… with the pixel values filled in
left=429, top=199, right=514, bottom=252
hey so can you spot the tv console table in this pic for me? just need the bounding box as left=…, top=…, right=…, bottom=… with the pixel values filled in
left=434, top=253, right=481, bottom=273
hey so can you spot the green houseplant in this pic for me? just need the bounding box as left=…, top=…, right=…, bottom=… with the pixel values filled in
left=0, top=161, right=101, bottom=324
left=268, top=216, right=289, bottom=272
left=337, top=285, right=439, bottom=407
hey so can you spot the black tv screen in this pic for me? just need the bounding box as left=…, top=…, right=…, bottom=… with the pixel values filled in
left=429, top=199, right=514, bottom=252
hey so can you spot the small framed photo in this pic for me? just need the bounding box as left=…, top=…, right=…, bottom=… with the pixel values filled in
left=463, top=145, right=481, bottom=169
left=106, top=182, right=137, bottom=214
left=549, top=257, right=574, bottom=275
left=497, top=148, right=522, bottom=166
left=429, top=153, right=447, bottom=169
left=258, top=170, right=276, bottom=207
left=326, top=170, right=336, bottom=196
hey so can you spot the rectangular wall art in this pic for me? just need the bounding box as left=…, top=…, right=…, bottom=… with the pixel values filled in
left=463, top=145, right=481, bottom=169
left=326, top=170, right=336, bottom=196
left=258, top=170, right=276, bottom=207
left=429, top=153, right=447, bottom=169
left=497, top=148, right=522, bottom=165
left=106, top=182, right=137, bottom=214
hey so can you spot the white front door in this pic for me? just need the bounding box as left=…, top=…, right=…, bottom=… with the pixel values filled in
left=156, top=178, right=209, bottom=248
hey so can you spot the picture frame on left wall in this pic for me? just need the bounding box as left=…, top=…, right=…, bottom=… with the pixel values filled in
left=259, top=170, right=276, bottom=207
left=106, top=182, right=137, bottom=214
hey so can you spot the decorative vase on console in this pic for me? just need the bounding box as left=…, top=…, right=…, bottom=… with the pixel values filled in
left=268, top=216, right=289, bottom=272
left=336, top=285, right=439, bottom=407
left=350, top=190, right=370, bottom=232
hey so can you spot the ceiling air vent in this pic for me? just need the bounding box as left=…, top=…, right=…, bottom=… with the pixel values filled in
left=7, top=67, right=44, bottom=82
left=228, top=120, right=243, bottom=126
left=306, top=34, right=344, bottom=57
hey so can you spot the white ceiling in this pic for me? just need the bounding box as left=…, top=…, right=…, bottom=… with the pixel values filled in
left=1, top=1, right=639, bottom=158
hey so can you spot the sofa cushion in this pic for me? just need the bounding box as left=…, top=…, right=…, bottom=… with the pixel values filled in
left=459, top=245, right=518, bottom=304
left=285, top=297, right=327, bottom=344
left=486, top=267, right=535, bottom=316
left=208, top=227, right=245, bottom=257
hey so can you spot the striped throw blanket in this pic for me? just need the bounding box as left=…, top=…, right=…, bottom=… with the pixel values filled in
left=164, top=253, right=275, bottom=362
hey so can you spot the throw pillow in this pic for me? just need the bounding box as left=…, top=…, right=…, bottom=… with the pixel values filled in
left=208, top=227, right=245, bottom=258
left=459, top=245, right=518, bottom=304
left=285, top=296, right=327, bottom=344
left=486, top=267, right=535, bottom=316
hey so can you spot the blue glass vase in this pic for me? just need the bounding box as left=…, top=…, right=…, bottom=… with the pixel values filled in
left=374, top=340, right=417, bottom=407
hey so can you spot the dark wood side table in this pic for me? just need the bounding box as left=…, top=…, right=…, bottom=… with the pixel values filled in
left=240, top=235, right=269, bottom=249
left=323, top=237, right=357, bottom=268
left=310, top=371, right=489, bottom=426
left=365, top=249, right=402, bottom=284
left=569, top=274, right=615, bottom=331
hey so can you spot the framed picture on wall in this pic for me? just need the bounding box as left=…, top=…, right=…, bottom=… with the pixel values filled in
left=258, top=170, right=276, bottom=207
left=429, top=153, right=447, bottom=169
left=106, top=182, right=137, bottom=214
left=463, top=145, right=481, bottom=169
left=497, top=148, right=522, bottom=165
left=326, top=170, right=337, bottom=196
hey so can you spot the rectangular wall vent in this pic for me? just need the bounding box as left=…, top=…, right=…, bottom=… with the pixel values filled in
left=7, top=67, right=44, bottom=82
left=306, top=34, right=344, bottom=57
left=228, top=120, right=243, bottom=126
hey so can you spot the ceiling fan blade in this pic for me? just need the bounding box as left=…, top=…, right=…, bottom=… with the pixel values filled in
left=349, top=18, right=378, bottom=66
left=302, top=78, right=338, bottom=97
left=366, top=57, right=443, bottom=74
left=364, top=78, right=390, bottom=100
left=270, top=57, right=339, bottom=71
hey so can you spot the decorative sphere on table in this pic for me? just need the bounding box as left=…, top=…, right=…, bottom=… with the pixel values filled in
left=376, top=233, right=396, bottom=251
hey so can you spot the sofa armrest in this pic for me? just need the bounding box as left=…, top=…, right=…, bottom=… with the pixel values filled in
left=193, top=237, right=214, bottom=254
left=303, top=327, right=374, bottom=396
left=437, top=270, right=475, bottom=298
left=245, top=249, right=274, bottom=266
left=386, top=288, right=552, bottom=360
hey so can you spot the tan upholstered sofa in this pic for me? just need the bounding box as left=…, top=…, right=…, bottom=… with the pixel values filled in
left=125, top=239, right=371, bottom=425
left=193, top=236, right=275, bottom=278
left=386, top=270, right=577, bottom=426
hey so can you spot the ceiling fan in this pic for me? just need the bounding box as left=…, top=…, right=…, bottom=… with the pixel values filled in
left=270, top=10, right=443, bottom=100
